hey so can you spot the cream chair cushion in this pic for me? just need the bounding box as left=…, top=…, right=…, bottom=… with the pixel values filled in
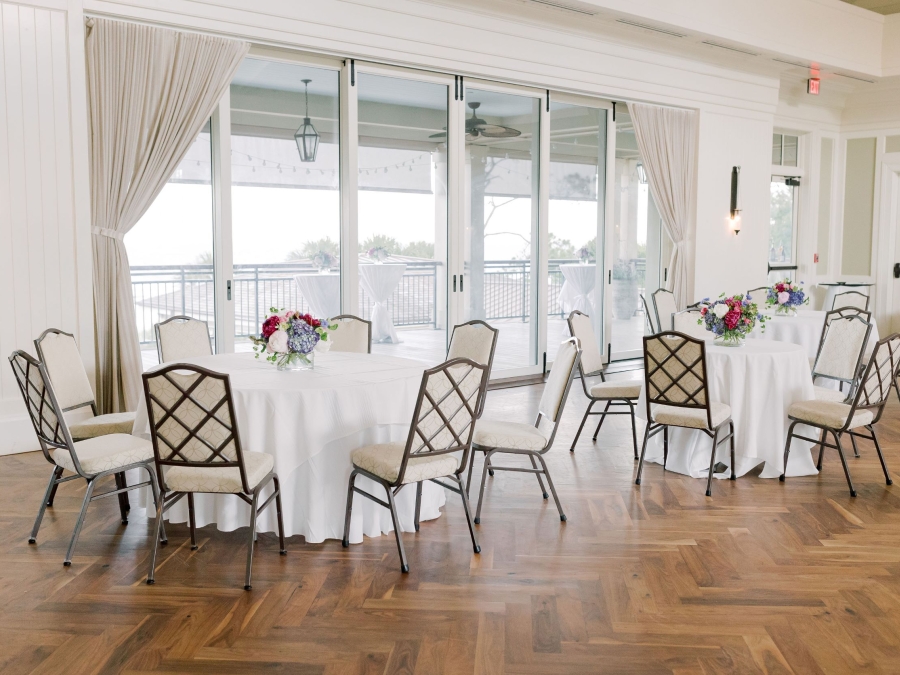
left=568, top=312, right=603, bottom=375
left=652, top=402, right=731, bottom=430
left=52, top=434, right=153, bottom=475
left=813, top=386, right=847, bottom=403
left=589, top=380, right=641, bottom=399
left=539, top=340, right=578, bottom=422
left=157, top=318, right=212, bottom=363
left=164, top=451, right=274, bottom=493
left=69, top=411, right=136, bottom=440
left=351, top=443, right=459, bottom=484
left=474, top=420, right=550, bottom=451
left=448, top=323, right=495, bottom=365
left=788, top=400, right=874, bottom=430
left=38, top=331, right=95, bottom=409
left=329, top=316, right=370, bottom=354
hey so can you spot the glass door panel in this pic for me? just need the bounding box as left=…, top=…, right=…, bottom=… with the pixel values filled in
left=463, top=87, right=541, bottom=371
left=356, top=72, right=449, bottom=360
left=769, top=176, right=799, bottom=283
left=229, top=59, right=341, bottom=350
left=548, top=102, right=607, bottom=363
left=126, top=124, right=215, bottom=369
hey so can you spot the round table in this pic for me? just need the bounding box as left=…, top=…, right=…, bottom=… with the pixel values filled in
left=131, top=351, right=443, bottom=543
left=294, top=272, right=340, bottom=320
left=558, top=263, right=596, bottom=314
left=359, top=263, right=406, bottom=343
left=637, top=339, right=818, bottom=479
left=753, top=309, right=880, bottom=359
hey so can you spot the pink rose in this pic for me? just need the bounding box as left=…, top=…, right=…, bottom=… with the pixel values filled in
left=262, top=315, right=281, bottom=338
left=777, top=291, right=789, bottom=305
left=724, top=310, right=741, bottom=330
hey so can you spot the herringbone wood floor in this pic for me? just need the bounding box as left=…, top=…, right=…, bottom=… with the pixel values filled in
left=4, top=379, right=900, bottom=674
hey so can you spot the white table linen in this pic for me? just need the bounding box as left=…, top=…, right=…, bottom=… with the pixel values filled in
left=558, top=263, right=596, bottom=314
left=637, top=339, right=818, bottom=480
left=359, top=263, right=406, bottom=343
left=132, top=351, right=446, bottom=543
left=294, top=273, right=341, bottom=320
left=753, top=309, right=879, bottom=359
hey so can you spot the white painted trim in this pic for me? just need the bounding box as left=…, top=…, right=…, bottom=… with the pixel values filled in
left=340, top=59, right=359, bottom=316
left=873, top=153, right=900, bottom=332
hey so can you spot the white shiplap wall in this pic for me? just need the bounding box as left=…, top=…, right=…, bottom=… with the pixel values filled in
left=0, top=0, right=94, bottom=455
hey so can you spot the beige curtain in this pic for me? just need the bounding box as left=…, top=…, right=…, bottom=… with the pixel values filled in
left=629, top=102, right=697, bottom=309
left=85, top=18, right=248, bottom=412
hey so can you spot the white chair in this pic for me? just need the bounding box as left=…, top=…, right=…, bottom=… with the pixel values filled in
left=811, top=314, right=871, bottom=404
left=448, top=319, right=499, bottom=420
left=142, top=363, right=286, bottom=590
left=472, top=337, right=582, bottom=523
left=342, top=357, right=490, bottom=573
left=746, top=286, right=768, bottom=301
left=635, top=332, right=735, bottom=498
left=673, top=309, right=709, bottom=341
left=9, top=350, right=161, bottom=566
left=328, top=314, right=372, bottom=354
left=566, top=311, right=641, bottom=457
left=154, top=315, right=213, bottom=363
left=640, top=294, right=657, bottom=333
left=781, top=334, right=900, bottom=497
left=651, top=288, right=678, bottom=332
left=832, top=291, right=869, bottom=311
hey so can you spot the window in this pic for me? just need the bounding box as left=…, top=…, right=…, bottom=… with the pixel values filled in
left=772, top=133, right=799, bottom=167
left=769, top=176, right=799, bottom=282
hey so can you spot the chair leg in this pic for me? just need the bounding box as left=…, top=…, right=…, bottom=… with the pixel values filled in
left=663, top=426, right=669, bottom=470
left=832, top=431, right=856, bottom=497
left=452, top=475, right=480, bottom=554
left=628, top=402, right=639, bottom=461
left=570, top=401, right=594, bottom=451
left=115, top=471, right=130, bottom=514
left=273, top=475, right=286, bottom=554
left=869, top=426, right=893, bottom=486
left=466, top=449, right=478, bottom=496
left=635, top=424, right=652, bottom=486
left=592, top=402, right=611, bottom=440
left=187, top=493, right=198, bottom=550
left=729, top=421, right=736, bottom=480
left=474, top=449, right=496, bottom=525
left=414, top=481, right=422, bottom=532
left=146, top=489, right=167, bottom=585
left=705, top=427, right=720, bottom=498
left=529, top=454, right=549, bottom=499
left=114, top=473, right=129, bottom=525
left=780, top=421, right=798, bottom=482
left=816, top=429, right=827, bottom=470
left=385, top=485, right=409, bottom=573
left=46, top=479, right=60, bottom=508
left=849, top=431, right=860, bottom=458
left=342, top=470, right=358, bottom=548
left=535, top=453, right=566, bottom=522
left=145, top=466, right=167, bottom=544
left=30, top=466, right=63, bottom=544
left=894, top=378, right=900, bottom=405
left=64, top=478, right=97, bottom=566
left=244, top=490, right=261, bottom=590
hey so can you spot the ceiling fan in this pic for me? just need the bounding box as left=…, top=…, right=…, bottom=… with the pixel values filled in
left=429, top=102, right=522, bottom=140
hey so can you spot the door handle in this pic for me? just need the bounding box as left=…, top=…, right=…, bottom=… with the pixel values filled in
left=227, top=280, right=232, bottom=301
left=453, top=274, right=457, bottom=292
left=460, top=274, right=463, bottom=292
left=894, top=263, right=900, bottom=279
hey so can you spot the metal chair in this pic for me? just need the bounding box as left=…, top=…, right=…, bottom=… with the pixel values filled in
left=329, top=314, right=372, bottom=353
left=9, top=350, right=161, bottom=565
left=154, top=315, right=213, bottom=363
left=142, top=364, right=286, bottom=590
left=635, top=332, right=735, bottom=497
left=566, top=311, right=640, bottom=457
left=832, top=291, right=869, bottom=311
left=342, top=357, right=490, bottom=573
left=810, top=314, right=871, bottom=403
left=746, top=286, right=768, bottom=301
left=640, top=295, right=657, bottom=333
left=448, top=319, right=499, bottom=420
left=472, top=337, right=582, bottom=523
left=651, top=288, right=678, bottom=332
left=672, top=309, right=709, bottom=341
left=781, top=334, right=900, bottom=497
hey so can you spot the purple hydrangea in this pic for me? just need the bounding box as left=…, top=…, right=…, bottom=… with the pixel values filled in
left=287, top=318, right=320, bottom=354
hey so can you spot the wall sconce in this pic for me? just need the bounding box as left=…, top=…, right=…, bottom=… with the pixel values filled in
left=729, top=166, right=741, bottom=235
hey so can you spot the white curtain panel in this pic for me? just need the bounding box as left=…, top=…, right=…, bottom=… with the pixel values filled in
left=85, top=18, right=248, bottom=412
left=629, top=102, right=698, bottom=309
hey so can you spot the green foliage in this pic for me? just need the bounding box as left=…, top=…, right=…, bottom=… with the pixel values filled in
left=286, top=237, right=340, bottom=262
left=195, top=251, right=214, bottom=265
left=398, top=240, right=435, bottom=258
left=548, top=233, right=575, bottom=259
left=360, top=235, right=434, bottom=259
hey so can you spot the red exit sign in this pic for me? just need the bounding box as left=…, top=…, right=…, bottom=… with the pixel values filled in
left=808, top=78, right=820, bottom=95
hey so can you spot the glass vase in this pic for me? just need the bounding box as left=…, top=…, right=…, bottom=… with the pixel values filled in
left=775, top=305, right=797, bottom=317
left=715, top=333, right=745, bottom=347
left=276, top=351, right=314, bottom=371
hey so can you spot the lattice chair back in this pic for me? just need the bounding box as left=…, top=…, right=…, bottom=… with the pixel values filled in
left=396, top=358, right=489, bottom=486
left=812, top=315, right=871, bottom=384
left=850, top=334, right=900, bottom=423
left=329, top=315, right=372, bottom=354
left=832, top=291, right=869, bottom=311
left=33, top=329, right=95, bottom=411
left=142, top=364, right=250, bottom=494
left=155, top=316, right=213, bottom=363
left=9, top=351, right=72, bottom=457
left=643, top=331, right=710, bottom=421
left=652, top=288, right=678, bottom=332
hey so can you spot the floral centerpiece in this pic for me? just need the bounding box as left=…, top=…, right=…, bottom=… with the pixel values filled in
left=576, top=246, right=591, bottom=263
left=367, top=246, right=389, bottom=263
left=312, top=250, right=337, bottom=272
left=250, top=308, right=337, bottom=371
left=763, top=279, right=808, bottom=316
left=697, top=293, right=765, bottom=347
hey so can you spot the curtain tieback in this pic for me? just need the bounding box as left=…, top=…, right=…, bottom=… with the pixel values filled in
left=92, top=227, right=124, bottom=241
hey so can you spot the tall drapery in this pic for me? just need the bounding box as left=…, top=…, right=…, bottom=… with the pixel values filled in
left=629, top=102, right=697, bottom=309
left=85, top=18, right=248, bottom=412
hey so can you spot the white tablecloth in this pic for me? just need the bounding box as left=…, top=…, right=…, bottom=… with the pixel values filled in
left=131, top=352, right=445, bottom=543
left=637, top=339, right=818, bottom=479
left=753, top=309, right=880, bottom=359
left=359, top=263, right=406, bottom=343
left=294, top=273, right=340, bottom=320
left=558, top=263, right=596, bottom=314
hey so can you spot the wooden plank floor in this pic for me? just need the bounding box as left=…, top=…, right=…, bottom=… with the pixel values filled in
left=3, top=379, right=900, bottom=673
